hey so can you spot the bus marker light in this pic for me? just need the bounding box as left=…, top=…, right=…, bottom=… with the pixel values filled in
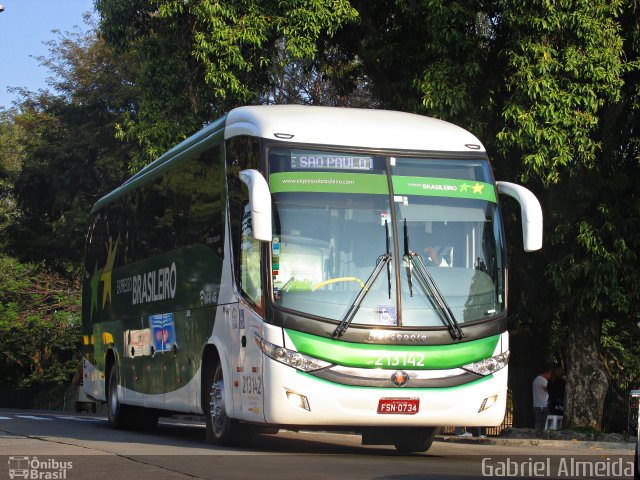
left=286, top=391, right=310, bottom=411
left=479, top=394, right=498, bottom=413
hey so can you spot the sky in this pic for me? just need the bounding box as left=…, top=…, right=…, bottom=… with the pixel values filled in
left=0, top=0, right=95, bottom=109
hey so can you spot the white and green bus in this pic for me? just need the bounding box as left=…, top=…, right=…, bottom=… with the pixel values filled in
left=82, top=105, right=542, bottom=452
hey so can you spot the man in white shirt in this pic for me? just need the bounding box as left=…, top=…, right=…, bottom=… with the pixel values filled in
left=532, top=368, right=552, bottom=434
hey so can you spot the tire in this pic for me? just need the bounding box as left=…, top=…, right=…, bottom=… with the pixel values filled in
left=393, top=427, right=438, bottom=453
left=107, top=363, right=134, bottom=429
left=204, top=361, right=251, bottom=446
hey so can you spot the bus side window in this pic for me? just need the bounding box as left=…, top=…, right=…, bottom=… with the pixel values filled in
left=240, top=202, right=263, bottom=314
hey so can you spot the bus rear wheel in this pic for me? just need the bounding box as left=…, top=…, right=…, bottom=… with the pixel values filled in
left=107, top=364, right=133, bottom=429
left=107, top=363, right=157, bottom=430
left=393, top=427, right=438, bottom=453
left=205, top=361, right=250, bottom=446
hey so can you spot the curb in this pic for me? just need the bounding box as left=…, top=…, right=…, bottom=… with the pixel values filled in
left=435, top=435, right=635, bottom=452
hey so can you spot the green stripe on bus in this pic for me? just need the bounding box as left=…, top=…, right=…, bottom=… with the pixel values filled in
left=285, top=329, right=500, bottom=370
left=392, top=176, right=497, bottom=203
left=269, top=172, right=388, bottom=194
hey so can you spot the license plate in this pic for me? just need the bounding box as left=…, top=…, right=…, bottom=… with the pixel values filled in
left=377, top=398, right=419, bottom=414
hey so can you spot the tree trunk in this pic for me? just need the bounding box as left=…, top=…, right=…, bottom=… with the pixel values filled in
left=563, top=314, right=608, bottom=429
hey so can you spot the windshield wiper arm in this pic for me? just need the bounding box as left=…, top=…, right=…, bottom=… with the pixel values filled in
left=403, top=219, right=414, bottom=297
left=331, top=252, right=392, bottom=338
left=385, top=220, right=392, bottom=300
left=402, top=218, right=464, bottom=340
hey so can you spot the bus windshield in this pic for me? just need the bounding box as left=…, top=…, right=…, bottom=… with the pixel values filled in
left=268, top=148, right=505, bottom=329
left=391, top=157, right=504, bottom=327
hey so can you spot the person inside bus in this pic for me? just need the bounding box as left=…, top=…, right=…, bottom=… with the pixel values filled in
left=424, top=246, right=448, bottom=267
left=421, top=223, right=451, bottom=267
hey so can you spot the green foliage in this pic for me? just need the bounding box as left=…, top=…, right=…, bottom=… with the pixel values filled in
left=412, top=0, right=488, bottom=121
left=498, top=0, right=628, bottom=183
left=0, top=255, right=81, bottom=388
left=4, top=24, right=138, bottom=267
left=96, top=0, right=359, bottom=170
left=0, top=109, right=24, bottom=248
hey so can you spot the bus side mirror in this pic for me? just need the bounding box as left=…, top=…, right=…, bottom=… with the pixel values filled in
left=496, top=181, right=543, bottom=252
left=239, top=169, right=273, bottom=242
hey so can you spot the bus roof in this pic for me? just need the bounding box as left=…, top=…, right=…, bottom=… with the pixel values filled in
left=92, top=105, right=486, bottom=214
left=225, top=105, right=486, bottom=153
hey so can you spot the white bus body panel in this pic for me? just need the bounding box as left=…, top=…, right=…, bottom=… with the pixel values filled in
left=262, top=360, right=508, bottom=427
left=82, top=357, right=103, bottom=401
left=253, top=329, right=510, bottom=428
left=225, top=105, right=486, bottom=153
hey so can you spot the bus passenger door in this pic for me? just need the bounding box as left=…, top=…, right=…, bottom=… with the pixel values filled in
left=236, top=303, right=265, bottom=422
left=233, top=204, right=265, bottom=422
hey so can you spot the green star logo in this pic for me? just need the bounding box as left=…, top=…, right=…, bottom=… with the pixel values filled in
left=100, top=237, right=118, bottom=308
left=89, top=263, right=101, bottom=320
left=472, top=183, right=485, bottom=194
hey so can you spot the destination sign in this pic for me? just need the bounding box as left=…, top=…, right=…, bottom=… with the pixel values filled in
left=291, top=151, right=374, bottom=170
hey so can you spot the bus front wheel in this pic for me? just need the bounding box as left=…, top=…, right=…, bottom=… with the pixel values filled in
left=205, top=361, right=250, bottom=445
left=393, top=427, right=438, bottom=453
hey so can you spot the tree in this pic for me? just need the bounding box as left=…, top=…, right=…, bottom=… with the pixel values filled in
left=260, top=38, right=376, bottom=107
left=0, top=19, right=148, bottom=390
left=95, top=0, right=360, bottom=168
left=0, top=108, right=26, bottom=249
left=496, top=0, right=637, bottom=429
left=6, top=21, right=140, bottom=269
left=0, top=255, right=80, bottom=388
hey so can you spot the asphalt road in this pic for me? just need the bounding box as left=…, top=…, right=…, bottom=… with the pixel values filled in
left=0, top=408, right=635, bottom=480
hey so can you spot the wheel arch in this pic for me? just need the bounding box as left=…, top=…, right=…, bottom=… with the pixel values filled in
left=201, top=344, right=220, bottom=414
left=201, top=339, right=234, bottom=416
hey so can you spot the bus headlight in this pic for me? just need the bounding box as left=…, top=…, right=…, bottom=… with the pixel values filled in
left=462, top=351, right=510, bottom=376
left=255, top=334, right=332, bottom=372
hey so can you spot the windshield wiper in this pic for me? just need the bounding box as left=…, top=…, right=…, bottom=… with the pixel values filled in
left=403, top=219, right=414, bottom=297
left=402, top=219, right=464, bottom=341
left=385, top=220, right=392, bottom=300
left=332, top=223, right=393, bottom=338
left=332, top=251, right=392, bottom=338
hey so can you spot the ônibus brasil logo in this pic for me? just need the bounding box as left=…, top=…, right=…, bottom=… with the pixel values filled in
left=8, top=456, right=72, bottom=479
